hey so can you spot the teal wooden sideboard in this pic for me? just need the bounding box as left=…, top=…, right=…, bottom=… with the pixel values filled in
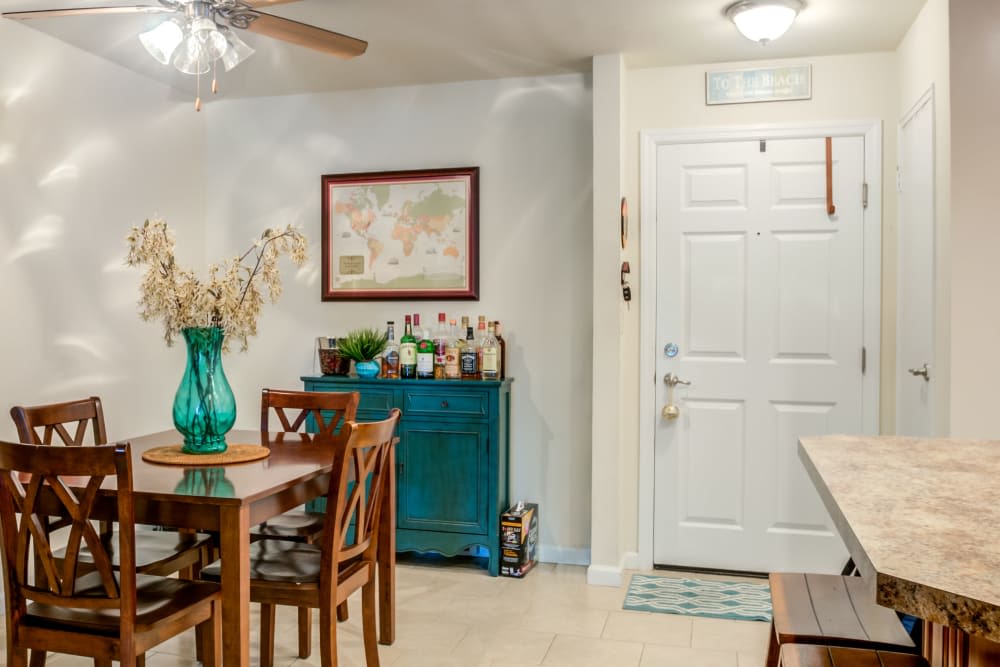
left=301, top=375, right=512, bottom=576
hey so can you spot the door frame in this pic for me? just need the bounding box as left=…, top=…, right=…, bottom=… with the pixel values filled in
left=636, top=121, right=883, bottom=570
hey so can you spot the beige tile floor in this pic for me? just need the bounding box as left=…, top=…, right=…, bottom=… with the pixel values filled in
left=2, top=557, right=771, bottom=667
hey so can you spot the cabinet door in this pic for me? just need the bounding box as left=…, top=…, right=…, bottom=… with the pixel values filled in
left=397, top=422, right=488, bottom=535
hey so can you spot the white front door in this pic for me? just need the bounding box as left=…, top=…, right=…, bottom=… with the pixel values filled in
left=653, top=134, right=866, bottom=573
left=896, top=90, right=936, bottom=437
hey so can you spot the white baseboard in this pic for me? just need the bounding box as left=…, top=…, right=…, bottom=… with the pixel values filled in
left=538, top=545, right=590, bottom=566
left=587, top=563, right=623, bottom=587
left=622, top=550, right=639, bottom=571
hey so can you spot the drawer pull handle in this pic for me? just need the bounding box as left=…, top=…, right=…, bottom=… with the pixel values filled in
left=440, top=400, right=449, bottom=408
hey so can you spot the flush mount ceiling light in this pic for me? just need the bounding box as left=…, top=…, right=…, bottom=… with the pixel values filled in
left=725, top=0, right=804, bottom=45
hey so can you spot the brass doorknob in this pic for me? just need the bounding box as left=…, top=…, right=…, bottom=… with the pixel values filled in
left=907, top=364, right=930, bottom=381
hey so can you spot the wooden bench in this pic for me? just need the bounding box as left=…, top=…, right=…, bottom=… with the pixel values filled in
left=780, top=644, right=929, bottom=667
left=767, top=573, right=917, bottom=667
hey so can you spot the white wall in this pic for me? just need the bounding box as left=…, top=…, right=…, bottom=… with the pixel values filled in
left=896, top=0, right=951, bottom=436
left=0, top=21, right=205, bottom=440
left=201, top=75, right=595, bottom=562
left=948, top=0, right=1000, bottom=437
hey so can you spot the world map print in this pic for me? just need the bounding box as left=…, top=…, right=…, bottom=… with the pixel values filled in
left=327, top=177, right=470, bottom=291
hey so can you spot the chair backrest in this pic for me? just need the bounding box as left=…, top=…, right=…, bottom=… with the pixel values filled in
left=10, top=396, right=108, bottom=446
left=260, top=389, right=360, bottom=437
left=321, top=408, right=401, bottom=576
left=0, top=441, right=137, bottom=635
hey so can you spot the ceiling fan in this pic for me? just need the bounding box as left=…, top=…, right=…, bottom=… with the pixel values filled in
left=2, top=0, right=368, bottom=108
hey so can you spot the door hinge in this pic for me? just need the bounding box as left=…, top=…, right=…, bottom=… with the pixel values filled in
left=862, top=183, right=869, bottom=209
left=861, top=346, right=867, bottom=375
left=760, top=139, right=766, bottom=153
left=896, top=166, right=903, bottom=192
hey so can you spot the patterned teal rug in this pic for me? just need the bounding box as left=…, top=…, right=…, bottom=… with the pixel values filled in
left=623, top=575, right=772, bottom=622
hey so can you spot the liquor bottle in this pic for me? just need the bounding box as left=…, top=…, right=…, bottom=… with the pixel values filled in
left=415, top=313, right=435, bottom=379
left=381, top=321, right=400, bottom=379
left=481, top=321, right=500, bottom=380
left=400, top=315, right=417, bottom=379
left=444, top=319, right=461, bottom=379
left=475, top=316, right=487, bottom=380
left=493, top=320, right=506, bottom=379
left=460, top=326, right=478, bottom=380
left=433, top=312, right=448, bottom=380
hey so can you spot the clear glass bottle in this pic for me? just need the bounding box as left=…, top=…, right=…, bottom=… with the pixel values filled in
left=433, top=312, right=448, bottom=380
left=399, top=315, right=417, bottom=379
left=475, top=316, right=487, bottom=380
left=460, top=325, right=478, bottom=380
left=444, top=319, right=461, bottom=379
left=382, top=321, right=400, bottom=379
left=415, top=313, right=435, bottom=379
left=481, top=321, right=500, bottom=380
left=493, top=320, right=506, bottom=379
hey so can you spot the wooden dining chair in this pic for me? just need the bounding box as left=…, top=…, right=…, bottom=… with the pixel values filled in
left=9, top=397, right=214, bottom=579
left=253, top=388, right=361, bottom=658
left=0, top=440, right=222, bottom=667
left=203, top=408, right=401, bottom=667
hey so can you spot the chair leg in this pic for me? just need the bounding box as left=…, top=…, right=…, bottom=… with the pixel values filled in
left=11, top=649, right=29, bottom=667
left=320, top=602, right=339, bottom=667
left=94, top=660, right=112, bottom=667
left=337, top=601, right=349, bottom=622
left=298, top=607, right=313, bottom=658
left=261, top=602, right=277, bottom=667
left=361, top=579, right=380, bottom=667
left=136, top=654, right=146, bottom=667
left=28, top=650, right=45, bottom=667
left=765, top=621, right=780, bottom=667
left=196, top=599, right=222, bottom=667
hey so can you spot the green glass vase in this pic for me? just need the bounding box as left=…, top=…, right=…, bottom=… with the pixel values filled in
left=173, top=327, right=236, bottom=454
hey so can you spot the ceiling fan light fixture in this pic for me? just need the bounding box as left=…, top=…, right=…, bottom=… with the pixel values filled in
left=725, top=0, right=803, bottom=44
left=172, top=33, right=212, bottom=75
left=139, top=18, right=184, bottom=65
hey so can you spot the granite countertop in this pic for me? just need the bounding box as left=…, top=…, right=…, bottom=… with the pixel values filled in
left=799, top=435, right=1000, bottom=642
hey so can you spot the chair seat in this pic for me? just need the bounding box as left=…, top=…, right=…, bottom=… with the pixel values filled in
left=779, top=644, right=929, bottom=667
left=768, top=573, right=915, bottom=667
left=202, top=539, right=324, bottom=584
left=55, top=528, right=214, bottom=575
left=24, top=572, right=220, bottom=637
left=250, top=510, right=326, bottom=541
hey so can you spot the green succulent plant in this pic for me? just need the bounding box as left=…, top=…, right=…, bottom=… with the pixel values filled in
left=337, top=328, right=388, bottom=362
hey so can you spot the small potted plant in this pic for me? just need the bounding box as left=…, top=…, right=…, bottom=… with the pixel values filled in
left=337, top=328, right=388, bottom=378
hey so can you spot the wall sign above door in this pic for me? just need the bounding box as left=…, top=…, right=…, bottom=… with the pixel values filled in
left=705, top=65, right=811, bottom=105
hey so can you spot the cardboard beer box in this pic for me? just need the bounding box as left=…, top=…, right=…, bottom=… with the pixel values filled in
left=500, top=501, right=538, bottom=578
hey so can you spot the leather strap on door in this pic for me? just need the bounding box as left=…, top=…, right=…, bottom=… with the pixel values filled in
left=825, top=137, right=836, bottom=216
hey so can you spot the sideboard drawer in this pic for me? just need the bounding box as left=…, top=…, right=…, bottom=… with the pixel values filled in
left=358, top=389, right=395, bottom=415
left=403, top=388, right=489, bottom=419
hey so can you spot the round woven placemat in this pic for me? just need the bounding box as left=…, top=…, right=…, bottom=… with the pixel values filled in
left=141, top=444, right=270, bottom=466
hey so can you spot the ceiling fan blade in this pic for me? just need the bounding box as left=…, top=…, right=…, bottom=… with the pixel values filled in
left=2, top=5, right=171, bottom=20
left=245, top=11, right=367, bottom=59
left=245, top=0, right=302, bottom=7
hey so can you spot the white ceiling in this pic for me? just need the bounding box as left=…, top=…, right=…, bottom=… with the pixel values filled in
left=3, top=0, right=927, bottom=100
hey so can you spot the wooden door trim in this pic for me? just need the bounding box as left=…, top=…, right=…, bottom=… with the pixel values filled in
left=636, top=121, right=883, bottom=570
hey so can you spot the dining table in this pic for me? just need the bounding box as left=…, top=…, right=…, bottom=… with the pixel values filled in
left=103, top=428, right=396, bottom=667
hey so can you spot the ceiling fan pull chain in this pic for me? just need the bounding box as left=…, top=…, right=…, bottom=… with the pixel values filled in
left=212, top=59, right=219, bottom=95
left=195, top=69, right=202, bottom=112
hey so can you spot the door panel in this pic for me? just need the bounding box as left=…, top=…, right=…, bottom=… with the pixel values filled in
left=397, top=424, right=487, bottom=535
left=897, top=92, right=936, bottom=436
left=654, top=135, right=864, bottom=573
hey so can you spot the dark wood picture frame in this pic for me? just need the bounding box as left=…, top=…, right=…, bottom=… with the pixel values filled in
left=321, top=167, right=479, bottom=301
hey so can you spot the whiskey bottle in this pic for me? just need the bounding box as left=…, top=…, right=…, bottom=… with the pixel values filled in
left=475, top=316, right=487, bottom=380
left=444, top=319, right=461, bottom=379
left=415, top=313, right=435, bottom=379
left=460, top=326, right=478, bottom=380
left=493, top=320, right=506, bottom=379
left=481, top=321, right=500, bottom=380
left=382, top=321, right=400, bottom=379
left=400, top=315, right=417, bottom=379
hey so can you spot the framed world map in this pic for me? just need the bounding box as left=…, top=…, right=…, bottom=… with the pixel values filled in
left=321, top=167, right=479, bottom=300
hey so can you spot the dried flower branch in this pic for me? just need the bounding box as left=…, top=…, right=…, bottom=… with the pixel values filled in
left=126, top=218, right=308, bottom=352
